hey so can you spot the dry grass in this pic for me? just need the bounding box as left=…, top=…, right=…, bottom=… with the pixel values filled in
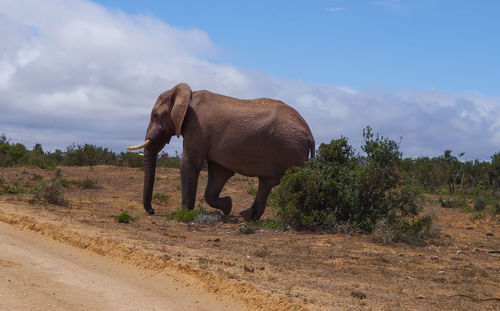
left=0, top=165, right=499, bottom=310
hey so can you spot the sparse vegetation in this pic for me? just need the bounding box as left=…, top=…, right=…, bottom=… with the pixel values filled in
left=166, top=206, right=200, bottom=222
left=193, top=211, right=222, bottom=225
left=247, top=187, right=257, bottom=195
left=474, top=194, right=487, bottom=211
left=32, top=180, right=67, bottom=205
left=239, top=223, right=255, bottom=234
left=153, top=192, right=170, bottom=203
left=68, top=177, right=99, bottom=189
left=114, top=210, right=135, bottom=223
left=439, top=197, right=466, bottom=208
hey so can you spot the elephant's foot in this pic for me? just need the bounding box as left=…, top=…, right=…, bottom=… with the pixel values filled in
left=218, top=197, right=232, bottom=215
left=145, top=207, right=155, bottom=215
left=206, top=196, right=232, bottom=216
left=239, top=208, right=254, bottom=221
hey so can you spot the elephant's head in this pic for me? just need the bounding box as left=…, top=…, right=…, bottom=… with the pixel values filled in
left=127, top=83, right=191, bottom=215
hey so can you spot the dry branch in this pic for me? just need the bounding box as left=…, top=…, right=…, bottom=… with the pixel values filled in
left=474, top=247, right=500, bottom=254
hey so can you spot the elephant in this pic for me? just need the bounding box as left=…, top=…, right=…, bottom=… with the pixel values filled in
left=127, top=83, right=314, bottom=220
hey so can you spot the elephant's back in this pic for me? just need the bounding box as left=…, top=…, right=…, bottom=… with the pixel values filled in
left=205, top=97, right=311, bottom=178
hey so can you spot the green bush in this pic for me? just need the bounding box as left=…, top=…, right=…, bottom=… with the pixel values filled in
left=473, top=194, right=487, bottom=211
left=271, top=127, right=421, bottom=234
left=166, top=206, right=200, bottom=222
left=439, top=198, right=466, bottom=208
left=114, top=210, right=134, bottom=223
left=69, top=177, right=98, bottom=189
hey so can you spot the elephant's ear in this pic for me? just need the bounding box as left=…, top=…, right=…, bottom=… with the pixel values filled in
left=170, top=83, right=192, bottom=138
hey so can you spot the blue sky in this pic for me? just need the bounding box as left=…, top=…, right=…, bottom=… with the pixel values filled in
left=95, top=0, right=500, bottom=95
left=1, top=0, right=500, bottom=159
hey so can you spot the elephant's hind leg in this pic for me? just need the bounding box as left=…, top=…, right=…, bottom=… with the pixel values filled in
left=240, top=177, right=279, bottom=221
left=204, top=161, right=235, bottom=215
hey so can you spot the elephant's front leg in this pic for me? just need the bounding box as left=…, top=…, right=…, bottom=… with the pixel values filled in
left=180, top=156, right=201, bottom=210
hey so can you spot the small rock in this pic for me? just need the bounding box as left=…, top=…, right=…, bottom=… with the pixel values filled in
left=431, top=255, right=439, bottom=260
left=213, top=238, right=221, bottom=242
left=398, top=253, right=404, bottom=257
left=456, top=250, right=465, bottom=254
left=417, top=295, right=425, bottom=299
left=466, top=225, right=474, bottom=230
left=244, top=265, right=255, bottom=273
left=351, top=290, right=366, bottom=299
left=259, top=266, right=265, bottom=270
left=485, top=231, right=493, bottom=236
left=437, top=270, right=445, bottom=274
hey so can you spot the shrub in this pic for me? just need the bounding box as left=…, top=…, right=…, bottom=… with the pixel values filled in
left=114, top=210, right=134, bottom=223
left=271, top=127, right=422, bottom=235
left=166, top=206, right=200, bottom=222
left=474, top=194, right=487, bottom=211
left=69, top=177, right=98, bottom=189
left=248, top=187, right=257, bottom=195
left=239, top=224, right=255, bottom=234
left=32, top=180, right=67, bottom=205
left=439, top=198, right=466, bottom=208
left=193, top=211, right=222, bottom=225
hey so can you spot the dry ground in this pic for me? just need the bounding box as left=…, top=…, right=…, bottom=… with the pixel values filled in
left=0, top=165, right=499, bottom=310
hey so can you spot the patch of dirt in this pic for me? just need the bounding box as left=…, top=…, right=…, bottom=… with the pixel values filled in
left=1, top=166, right=499, bottom=310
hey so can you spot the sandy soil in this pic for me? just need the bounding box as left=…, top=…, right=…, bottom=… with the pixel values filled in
left=0, top=221, right=249, bottom=311
left=0, top=165, right=499, bottom=310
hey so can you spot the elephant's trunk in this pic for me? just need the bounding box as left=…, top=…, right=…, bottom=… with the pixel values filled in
left=143, top=146, right=157, bottom=215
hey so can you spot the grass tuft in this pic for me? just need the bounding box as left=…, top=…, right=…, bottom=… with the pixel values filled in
left=114, top=210, right=136, bottom=223
left=166, top=206, right=200, bottom=222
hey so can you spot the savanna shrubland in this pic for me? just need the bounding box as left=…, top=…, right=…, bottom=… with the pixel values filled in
left=271, top=127, right=434, bottom=244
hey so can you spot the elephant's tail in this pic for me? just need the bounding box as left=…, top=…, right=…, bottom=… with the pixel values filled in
left=308, top=135, right=315, bottom=159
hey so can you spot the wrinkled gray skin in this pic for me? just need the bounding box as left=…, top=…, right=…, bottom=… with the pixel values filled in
left=141, top=83, right=314, bottom=220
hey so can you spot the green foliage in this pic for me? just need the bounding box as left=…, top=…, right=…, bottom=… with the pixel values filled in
left=157, top=151, right=181, bottom=168
left=114, top=211, right=135, bottom=223
left=394, top=215, right=434, bottom=246
left=117, top=152, right=143, bottom=168
left=259, top=218, right=283, bottom=230
left=439, top=198, right=466, bottom=208
left=166, top=206, right=200, bottom=222
left=401, top=151, right=492, bottom=195
left=153, top=192, right=170, bottom=203
left=68, top=177, right=99, bottom=189
left=473, top=194, right=487, bottom=211
left=271, top=127, right=420, bottom=234
left=63, top=144, right=117, bottom=166
left=0, top=134, right=181, bottom=168
left=248, top=187, right=257, bottom=195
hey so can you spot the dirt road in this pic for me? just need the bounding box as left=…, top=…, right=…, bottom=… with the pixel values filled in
left=0, top=221, right=249, bottom=311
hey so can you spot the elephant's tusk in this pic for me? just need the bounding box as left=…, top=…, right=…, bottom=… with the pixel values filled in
left=126, top=139, right=151, bottom=150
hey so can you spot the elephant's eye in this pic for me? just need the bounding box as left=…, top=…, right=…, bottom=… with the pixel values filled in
left=153, top=112, right=159, bottom=119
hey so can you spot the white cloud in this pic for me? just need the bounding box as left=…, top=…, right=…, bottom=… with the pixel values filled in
left=374, top=0, right=401, bottom=8
left=326, top=8, right=345, bottom=13
left=1, top=0, right=499, bottom=160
